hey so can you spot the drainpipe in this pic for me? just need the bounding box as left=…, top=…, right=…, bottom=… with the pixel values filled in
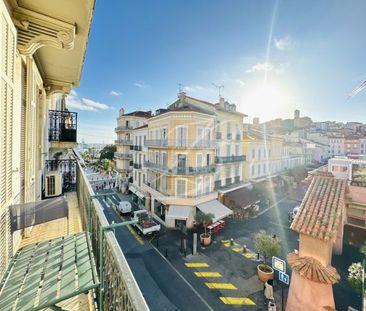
left=98, top=219, right=137, bottom=311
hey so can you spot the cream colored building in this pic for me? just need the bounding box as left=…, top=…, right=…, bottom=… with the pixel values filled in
left=138, top=93, right=242, bottom=228
left=243, top=129, right=305, bottom=181
left=0, top=0, right=94, bottom=279
left=114, top=108, right=151, bottom=177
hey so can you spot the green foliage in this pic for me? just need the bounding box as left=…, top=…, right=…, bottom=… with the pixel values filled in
left=99, top=144, right=117, bottom=160
left=347, top=262, right=365, bottom=294
left=287, top=165, right=307, bottom=182
left=100, top=158, right=110, bottom=171
left=195, top=211, right=214, bottom=236
left=254, top=230, right=281, bottom=265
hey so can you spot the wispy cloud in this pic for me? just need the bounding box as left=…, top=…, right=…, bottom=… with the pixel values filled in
left=246, top=62, right=273, bottom=73
left=66, top=90, right=110, bottom=112
left=134, top=80, right=149, bottom=88
left=274, top=35, right=295, bottom=50
left=183, top=85, right=204, bottom=92
left=109, top=90, right=122, bottom=96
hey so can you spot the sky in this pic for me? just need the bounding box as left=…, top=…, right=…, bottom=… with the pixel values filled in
left=68, top=0, right=366, bottom=144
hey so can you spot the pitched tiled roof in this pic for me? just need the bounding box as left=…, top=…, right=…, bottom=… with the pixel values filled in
left=287, top=252, right=340, bottom=284
left=123, top=111, right=152, bottom=118
left=291, top=176, right=346, bottom=241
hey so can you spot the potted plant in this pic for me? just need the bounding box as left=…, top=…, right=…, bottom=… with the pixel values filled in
left=195, top=211, right=214, bottom=246
left=254, top=230, right=281, bottom=282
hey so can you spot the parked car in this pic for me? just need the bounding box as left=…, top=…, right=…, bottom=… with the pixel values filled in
left=131, top=210, right=161, bottom=235
left=117, top=201, right=132, bottom=214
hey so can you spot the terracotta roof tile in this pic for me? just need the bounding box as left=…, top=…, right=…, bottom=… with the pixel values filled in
left=287, top=252, right=340, bottom=284
left=291, top=176, right=346, bottom=241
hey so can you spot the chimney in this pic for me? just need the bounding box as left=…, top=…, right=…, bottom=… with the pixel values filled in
left=178, top=91, right=186, bottom=105
left=119, top=107, right=125, bottom=117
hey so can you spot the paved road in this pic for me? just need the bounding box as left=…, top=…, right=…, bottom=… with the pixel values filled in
left=95, top=190, right=213, bottom=311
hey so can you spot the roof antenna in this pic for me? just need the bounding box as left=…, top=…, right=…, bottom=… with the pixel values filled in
left=178, top=83, right=185, bottom=93
left=212, top=83, right=224, bottom=97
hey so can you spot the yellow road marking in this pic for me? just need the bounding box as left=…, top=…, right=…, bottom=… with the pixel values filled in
left=232, top=247, right=242, bottom=253
left=242, top=253, right=256, bottom=259
left=113, top=205, right=144, bottom=245
left=194, top=272, right=222, bottom=277
left=219, top=297, right=256, bottom=305
left=205, top=283, right=237, bottom=290
left=221, top=240, right=229, bottom=243
left=185, top=263, right=209, bottom=268
left=223, top=242, right=231, bottom=247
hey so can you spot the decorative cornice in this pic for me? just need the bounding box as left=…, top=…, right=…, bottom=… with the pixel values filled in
left=44, top=79, right=72, bottom=96
left=13, top=7, right=75, bottom=56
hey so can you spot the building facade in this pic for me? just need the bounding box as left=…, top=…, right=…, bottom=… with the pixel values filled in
left=0, top=0, right=94, bottom=279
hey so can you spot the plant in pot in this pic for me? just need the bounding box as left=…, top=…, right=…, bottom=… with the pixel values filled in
left=195, top=211, right=214, bottom=246
left=254, top=230, right=281, bottom=283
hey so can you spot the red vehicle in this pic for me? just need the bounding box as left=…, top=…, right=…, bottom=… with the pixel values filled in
left=206, top=220, right=225, bottom=235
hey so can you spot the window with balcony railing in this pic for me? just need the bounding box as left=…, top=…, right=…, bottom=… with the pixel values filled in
left=145, top=139, right=215, bottom=148
left=215, top=155, right=245, bottom=163
left=48, top=110, right=77, bottom=142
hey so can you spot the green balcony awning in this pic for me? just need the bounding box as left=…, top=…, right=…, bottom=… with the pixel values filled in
left=0, top=232, right=99, bottom=311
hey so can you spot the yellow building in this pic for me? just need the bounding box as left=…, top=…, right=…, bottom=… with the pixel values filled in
left=0, top=0, right=94, bottom=279
left=138, top=92, right=242, bottom=228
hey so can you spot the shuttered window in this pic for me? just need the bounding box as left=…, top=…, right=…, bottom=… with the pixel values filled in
left=0, top=0, right=16, bottom=280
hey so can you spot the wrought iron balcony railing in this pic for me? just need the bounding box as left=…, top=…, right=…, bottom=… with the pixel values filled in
left=216, top=132, right=222, bottom=140
left=227, top=133, right=232, bottom=140
left=215, top=155, right=246, bottom=163
left=133, top=145, right=142, bottom=151
left=144, top=182, right=214, bottom=198
left=115, top=125, right=134, bottom=132
left=144, top=161, right=216, bottom=175
left=133, top=163, right=142, bottom=169
left=145, top=139, right=215, bottom=148
left=48, top=110, right=77, bottom=142
left=45, top=159, right=76, bottom=192
left=114, top=152, right=132, bottom=160
left=115, top=139, right=133, bottom=145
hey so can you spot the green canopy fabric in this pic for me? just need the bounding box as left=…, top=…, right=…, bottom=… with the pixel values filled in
left=0, top=232, right=99, bottom=311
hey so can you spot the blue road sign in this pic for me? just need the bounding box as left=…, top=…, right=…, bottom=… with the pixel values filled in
left=272, top=256, right=286, bottom=273
left=279, top=271, right=289, bottom=285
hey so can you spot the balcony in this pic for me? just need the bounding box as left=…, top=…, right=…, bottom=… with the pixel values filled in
left=115, top=139, right=133, bottom=145
left=134, top=163, right=142, bottom=169
left=141, top=182, right=217, bottom=206
left=45, top=159, right=76, bottom=193
left=145, top=139, right=215, bottom=148
left=48, top=110, right=77, bottom=145
left=133, top=145, right=142, bottom=151
left=216, top=132, right=222, bottom=140
left=115, top=125, right=134, bottom=132
left=144, top=161, right=216, bottom=175
left=114, top=152, right=132, bottom=160
left=215, top=155, right=246, bottom=163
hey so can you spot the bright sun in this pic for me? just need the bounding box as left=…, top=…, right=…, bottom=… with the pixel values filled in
left=244, top=82, right=293, bottom=121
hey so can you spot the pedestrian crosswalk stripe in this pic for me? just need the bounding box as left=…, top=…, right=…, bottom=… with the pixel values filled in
left=223, top=242, right=231, bottom=247
left=221, top=240, right=229, bottom=243
left=219, top=297, right=256, bottom=305
left=232, top=247, right=242, bottom=253
left=185, top=263, right=209, bottom=268
left=205, top=283, right=237, bottom=290
left=194, top=272, right=222, bottom=277
left=242, top=253, right=256, bottom=259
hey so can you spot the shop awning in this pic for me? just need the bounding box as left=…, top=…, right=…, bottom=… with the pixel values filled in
left=136, top=191, right=145, bottom=200
left=129, top=184, right=137, bottom=194
left=167, top=205, right=191, bottom=220
left=0, top=232, right=99, bottom=311
left=197, top=200, right=233, bottom=222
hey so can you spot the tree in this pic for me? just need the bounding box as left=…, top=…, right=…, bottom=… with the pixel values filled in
left=195, top=211, right=214, bottom=237
left=99, top=144, right=117, bottom=160
left=254, top=230, right=281, bottom=265
left=347, top=243, right=366, bottom=296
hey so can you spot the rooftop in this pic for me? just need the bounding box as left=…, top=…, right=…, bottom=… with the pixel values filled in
left=123, top=111, right=152, bottom=118
left=291, top=175, right=346, bottom=241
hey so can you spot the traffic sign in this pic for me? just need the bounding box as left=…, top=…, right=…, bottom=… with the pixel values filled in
left=279, top=271, right=289, bottom=285
left=272, top=256, right=286, bottom=273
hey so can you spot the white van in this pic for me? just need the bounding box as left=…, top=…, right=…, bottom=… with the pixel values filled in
left=117, top=201, right=132, bottom=214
